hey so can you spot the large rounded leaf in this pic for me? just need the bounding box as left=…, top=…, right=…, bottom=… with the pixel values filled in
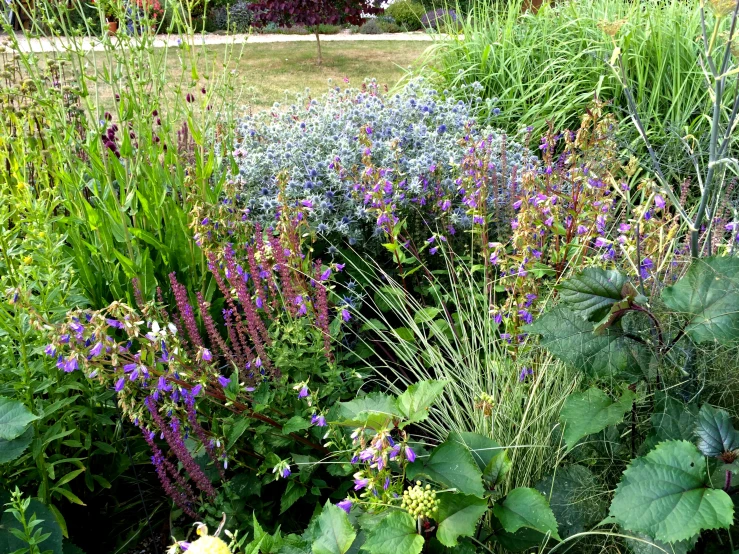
left=435, top=493, right=488, bottom=547
left=694, top=404, right=739, bottom=458
left=661, top=257, right=739, bottom=345
left=559, top=388, right=635, bottom=451
left=610, top=440, right=733, bottom=543
left=361, top=511, right=423, bottom=554
left=558, top=268, right=628, bottom=322
left=0, top=398, right=38, bottom=440
left=312, top=502, right=357, bottom=554
left=0, top=426, right=33, bottom=464
left=406, top=438, right=484, bottom=497
left=492, top=488, right=560, bottom=541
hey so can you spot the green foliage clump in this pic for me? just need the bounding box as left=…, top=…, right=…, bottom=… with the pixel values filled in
left=359, top=18, right=383, bottom=34
left=385, top=0, right=425, bottom=30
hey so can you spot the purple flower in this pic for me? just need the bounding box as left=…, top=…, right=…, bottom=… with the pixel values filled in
left=337, top=499, right=352, bottom=514
left=218, top=376, right=231, bottom=388
left=577, top=225, right=588, bottom=235
left=594, top=237, right=608, bottom=248
left=282, top=466, right=291, bottom=479
left=89, top=341, right=103, bottom=358
left=405, top=446, right=416, bottom=463
left=654, top=195, right=665, bottom=209
left=518, top=310, right=533, bottom=325
left=115, top=377, right=125, bottom=392
left=320, top=268, right=332, bottom=281
left=311, top=414, right=327, bottom=427
left=44, top=344, right=56, bottom=357
left=63, top=358, right=78, bottom=372
left=429, top=246, right=439, bottom=255
left=640, top=257, right=654, bottom=279
left=298, top=386, right=309, bottom=399
left=341, top=309, right=351, bottom=322
left=519, top=367, right=533, bottom=382
left=202, top=349, right=213, bottom=362
left=354, top=478, right=369, bottom=490
left=619, top=223, right=631, bottom=233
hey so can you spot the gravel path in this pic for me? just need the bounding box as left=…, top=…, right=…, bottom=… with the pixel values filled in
left=11, top=31, right=444, bottom=53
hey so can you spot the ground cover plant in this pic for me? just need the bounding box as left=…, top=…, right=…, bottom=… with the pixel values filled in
left=2, top=0, right=739, bottom=552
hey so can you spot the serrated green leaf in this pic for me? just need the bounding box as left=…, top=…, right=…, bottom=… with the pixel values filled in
left=560, top=388, right=635, bottom=450
left=282, top=416, right=311, bottom=436
left=526, top=307, right=652, bottom=379
left=558, top=268, right=628, bottom=321
left=492, top=488, right=561, bottom=541
left=281, top=481, right=307, bottom=514
left=0, top=398, right=39, bottom=440
left=534, top=465, right=607, bottom=539
left=336, top=393, right=400, bottom=429
left=610, top=440, right=734, bottom=542
left=661, top=257, right=739, bottom=345
left=406, top=438, right=484, bottom=497
left=396, top=380, right=446, bottom=427
left=312, top=502, right=356, bottom=554
left=0, top=426, right=33, bottom=464
left=435, top=493, right=488, bottom=547
left=361, top=511, right=423, bottom=554
left=623, top=532, right=697, bottom=554
left=695, top=404, right=739, bottom=458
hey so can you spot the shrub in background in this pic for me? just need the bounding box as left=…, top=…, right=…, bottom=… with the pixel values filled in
left=359, top=18, right=383, bottom=34
left=385, top=0, right=425, bottom=30
left=227, top=0, right=254, bottom=32
left=229, top=79, right=536, bottom=244
left=421, top=8, right=457, bottom=30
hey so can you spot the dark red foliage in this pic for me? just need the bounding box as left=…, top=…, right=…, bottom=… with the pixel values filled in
left=252, top=0, right=382, bottom=28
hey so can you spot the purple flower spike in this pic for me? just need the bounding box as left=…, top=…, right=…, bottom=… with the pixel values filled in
left=337, top=499, right=352, bottom=514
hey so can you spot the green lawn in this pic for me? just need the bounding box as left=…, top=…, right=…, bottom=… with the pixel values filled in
left=184, top=41, right=430, bottom=109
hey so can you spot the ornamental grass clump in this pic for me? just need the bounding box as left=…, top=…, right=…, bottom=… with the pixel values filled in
left=230, top=79, right=537, bottom=243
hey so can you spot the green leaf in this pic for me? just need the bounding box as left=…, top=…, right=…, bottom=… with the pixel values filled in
left=413, top=307, right=441, bottom=324
left=227, top=418, right=250, bottom=450
left=695, top=404, right=739, bottom=458
left=62, top=541, right=87, bottom=554
left=337, top=393, right=400, bottom=429
left=558, top=268, right=628, bottom=321
left=650, top=394, right=699, bottom=444
left=0, top=398, right=39, bottom=440
left=492, top=488, right=561, bottom=541
left=396, top=380, right=446, bottom=427
left=406, top=438, right=484, bottom=497
left=282, top=416, right=311, bottom=436
left=534, top=465, right=607, bottom=539
left=559, top=388, right=635, bottom=450
left=435, top=493, right=488, bottom=547
left=526, top=307, right=651, bottom=379
left=361, top=511, right=423, bottom=554
left=0, top=426, right=33, bottom=464
left=661, top=256, right=739, bottom=345
left=312, top=502, right=356, bottom=554
left=609, top=440, right=734, bottom=542
left=445, top=432, right=509, bottom=488
left=281, top=481, right=307, bottom=514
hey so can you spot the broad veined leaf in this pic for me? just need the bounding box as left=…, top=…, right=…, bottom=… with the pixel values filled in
left=336, top=393, right=400, bottom=429
left=610, top=440, right=734, bottom=542
left=396, top=380, right=447, bottom=427
left=0, top=426, right=33, bottom=464
left=623, top=532, right=697, bottom=554
left=558, top=268, right=628, bottom=321
left=435, top=493, right=488, bottom=547
left=282, top=416, right=311, bottom=435
left=406, top=438, right=484, bottom=497
left=534, top=465, right=607, bottom=539
left=413, top=307, right=441, bottom=324
left=361, top=511, right=423, bottom=554
left=695, top=404, right=739, bottom=458
left=526, top=307, right=652, bottom=379
left=312, top=502, right=357, bottom=554
left=661, top=256, right=739, bottom=345
left=446, top=432, right=510, bottom=487
left=492, top=488, right=561, bottom=541
left=281, top=481, right=307, bottom=514
left=0, top=397, right=39, bottom=440
left=559, top=387, right=635, bottom=450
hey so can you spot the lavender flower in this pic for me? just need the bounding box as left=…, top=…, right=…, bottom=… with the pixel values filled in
left=337, top=499, right=352, bottom=514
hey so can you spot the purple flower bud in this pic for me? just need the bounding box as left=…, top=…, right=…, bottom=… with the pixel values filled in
left=405, top=446, right=416, bottom=463
left=282, top=466, right=291, bottom=479
left=89, top=341, right=103, bottom=357
left=115, top=377, right=125, bottom=392
left=202, top=349, right=213, bottom=362
left=337, top=499, right=352, bottom=514
left=218, top=375, right=230, bottom=388
left=341, top=309, right=351, bottom=322
left=320, top=268, right=331, bottom=281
